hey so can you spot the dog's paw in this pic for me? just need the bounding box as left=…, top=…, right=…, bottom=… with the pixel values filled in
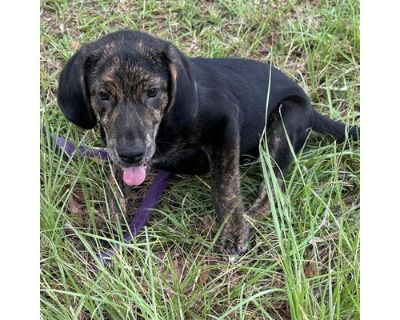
left=218, top=219, right=250, bottom=256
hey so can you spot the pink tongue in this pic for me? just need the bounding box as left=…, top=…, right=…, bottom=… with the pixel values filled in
left=122, top=165, right=147, bottom=186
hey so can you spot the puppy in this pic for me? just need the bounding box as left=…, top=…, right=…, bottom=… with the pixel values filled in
left=57, top=30, right=359, bottom=255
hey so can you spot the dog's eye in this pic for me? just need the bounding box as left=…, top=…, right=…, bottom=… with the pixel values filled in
left=97, top=90, right=110, bottom=101
left=147, top=88, right=158, bottom=98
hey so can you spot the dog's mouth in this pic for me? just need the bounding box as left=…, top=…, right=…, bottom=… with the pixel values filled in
left=121, top=164, right=148, bottom=186
left=107, top=138, right=156, bottom=187
left=110, top=146, right=155, bottom=187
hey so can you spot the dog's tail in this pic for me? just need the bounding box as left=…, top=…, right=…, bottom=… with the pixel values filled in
left=312, top=110, right=359, bottom=142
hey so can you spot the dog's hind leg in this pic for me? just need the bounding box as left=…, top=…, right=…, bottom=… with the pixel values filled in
left=249, top=100, right=312, bottom=218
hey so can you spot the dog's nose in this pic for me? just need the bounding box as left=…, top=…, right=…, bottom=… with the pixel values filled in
left=117, top=146, right=145, bottom=164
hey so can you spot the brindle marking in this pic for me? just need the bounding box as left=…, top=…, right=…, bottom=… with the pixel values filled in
left=57, top=30, right=359, bottom=255
left=206, top=118, right=250, bottom=254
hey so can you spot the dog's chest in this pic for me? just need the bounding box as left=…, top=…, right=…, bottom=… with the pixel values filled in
left=151, top=134, right=209, bottom=174
left=153, top=137, right=197, bottom=164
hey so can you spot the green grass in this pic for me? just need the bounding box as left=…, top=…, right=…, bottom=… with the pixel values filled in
left=40, top=0, right=360, bottom=319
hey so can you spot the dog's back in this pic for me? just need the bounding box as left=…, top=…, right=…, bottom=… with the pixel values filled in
left=190, top=57, right=311, bottom=155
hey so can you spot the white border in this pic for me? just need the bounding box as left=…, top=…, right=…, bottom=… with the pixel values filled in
left=361, top=0, right=400, bottom=319
left=0, top=0, right=398, bottom=318
left=0, top=1, right=40, bottom=318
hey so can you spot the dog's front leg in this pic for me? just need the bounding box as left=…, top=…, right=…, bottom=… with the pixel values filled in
left=207, top=122, right=250, bottom=255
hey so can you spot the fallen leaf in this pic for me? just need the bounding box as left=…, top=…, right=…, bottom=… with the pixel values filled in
left=304, top=261, right=317, bottom=278
left=71, top=40, right=81, bottom=51
left=172, top=258, right=184, bottom=282
left=68, top=188, right=86, bottom=215
left=68, top=196, right=84, bottom=215
left=197, top=267, right=209, bottom=285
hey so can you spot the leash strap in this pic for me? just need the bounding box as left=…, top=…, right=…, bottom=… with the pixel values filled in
left=54, top=134, right=109, bottom=160
left=100, top=170, right=171, bottom=265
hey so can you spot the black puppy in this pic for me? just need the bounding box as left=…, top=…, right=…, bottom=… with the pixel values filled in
left=57, top=30, right=359, bottom=255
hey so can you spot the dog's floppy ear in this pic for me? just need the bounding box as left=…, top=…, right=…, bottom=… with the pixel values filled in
left=163, top=43, right=198, bottom=126
left=57, top=46, right=97, bottom=129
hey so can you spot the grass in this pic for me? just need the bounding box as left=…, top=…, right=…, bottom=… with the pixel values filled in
left=40, top=0, right=360, bottom=319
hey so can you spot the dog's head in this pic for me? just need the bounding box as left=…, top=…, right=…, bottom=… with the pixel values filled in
left=57, top=30, right=198, bottom=185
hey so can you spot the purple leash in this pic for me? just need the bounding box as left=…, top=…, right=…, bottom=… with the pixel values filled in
left=46, top=128, right=172, bottom=266
left=54, top=135, right=109, bottom=160
left=100, top=170, right=171, bottom=265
